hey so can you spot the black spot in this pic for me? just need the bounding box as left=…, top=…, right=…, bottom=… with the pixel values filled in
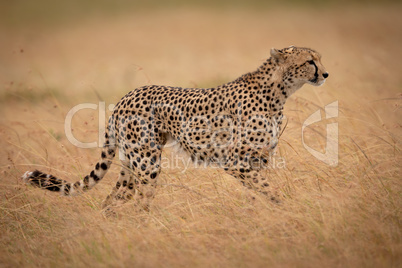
left=83, top=175, right=89, bottom=190
left=42, top=175, right=63, bottom=192
left=64, top=184, right=71, bottom=195
left=90, top=170, right=100, bottom=182
left=73, top=181, right=80, bottom=189
left=100, top=163, right=108, bottom=170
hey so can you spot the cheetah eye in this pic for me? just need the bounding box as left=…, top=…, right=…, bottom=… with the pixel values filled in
left=307, top=60, right=315, bottom=65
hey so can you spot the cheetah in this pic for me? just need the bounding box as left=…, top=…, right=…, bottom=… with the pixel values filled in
left=22, top=46, right=329, bottom=211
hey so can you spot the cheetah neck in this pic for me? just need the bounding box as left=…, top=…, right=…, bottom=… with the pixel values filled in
left=226, top=59, right=288, bottom=115
left=256, top=57, right=303, bottom=105
left=223, top=57, right=304, bottom=117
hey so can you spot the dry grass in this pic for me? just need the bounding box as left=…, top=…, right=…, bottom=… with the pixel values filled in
left=0, top=3, right=401, bottom=268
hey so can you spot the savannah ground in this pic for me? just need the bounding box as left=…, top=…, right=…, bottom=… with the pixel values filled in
left=0, top=1, right=401, bottom=267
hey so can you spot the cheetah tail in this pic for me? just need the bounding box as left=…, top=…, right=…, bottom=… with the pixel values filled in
left=21, top=138, right=117, bottom=196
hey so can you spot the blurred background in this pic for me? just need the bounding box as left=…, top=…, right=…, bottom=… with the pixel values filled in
left=1, top=0, right=401, bottom=101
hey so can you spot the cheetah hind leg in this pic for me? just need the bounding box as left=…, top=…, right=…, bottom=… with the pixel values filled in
left=102, top=140, right=165, bottom=216
left=101, top=166, right=137, bottom=217
left=101, top=167, right=160, bottom=216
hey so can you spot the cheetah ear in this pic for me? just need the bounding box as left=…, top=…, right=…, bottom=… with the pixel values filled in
left=270, top=48, right=285, bottom=63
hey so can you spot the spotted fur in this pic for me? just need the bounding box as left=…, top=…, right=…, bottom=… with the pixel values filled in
left=22, top=46, right=328, bottom=211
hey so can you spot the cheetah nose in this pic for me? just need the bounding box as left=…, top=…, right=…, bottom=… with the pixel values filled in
left=323, top=73, right=329, bottom=79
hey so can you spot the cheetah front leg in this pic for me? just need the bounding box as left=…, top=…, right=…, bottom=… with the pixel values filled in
left=226, top=169, right=282, bottom=203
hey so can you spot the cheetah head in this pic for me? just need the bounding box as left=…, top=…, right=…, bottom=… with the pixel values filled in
left=270, top=46, right=329, bottom=88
